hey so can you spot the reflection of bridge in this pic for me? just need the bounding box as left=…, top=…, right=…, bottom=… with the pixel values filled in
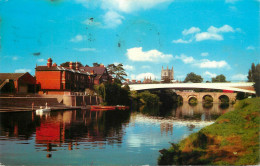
left=129, top=82, right=255, bottom=103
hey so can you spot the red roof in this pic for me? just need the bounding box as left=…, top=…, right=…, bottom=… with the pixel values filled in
left=79, top=67, right=107, bottom=76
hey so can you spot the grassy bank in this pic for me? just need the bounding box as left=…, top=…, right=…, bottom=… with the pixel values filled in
left=158, top=98, right=260, bottom=165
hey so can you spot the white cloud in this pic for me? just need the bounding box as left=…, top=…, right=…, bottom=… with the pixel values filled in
left=231, top=74, right=247, bottom=81
left=15, top=69, right=31, bottom=73
left=182, top=27, right=201, bottom=35
left=201, top=52, right=209, bottom=56
left=246, top=46, right=255, bottom=50
left=126, top=47, right=173, bottom=62
left=124, top=65, right=135, bottom=71
left=197, top=59, right=229, bottom=68
left=136, top=72, right=156, bottom=80
left=175, top=54, right=195, bottom=64
left=203, top=71, right=217, bottom=78
left=100, top=0, right=174, bottom=13
left=207, top=25, right=235, bottom=33
left=195, top=32, right=223, bottom=41
left=70, top=35, right=86, bottom=42
left=175, top=25, right=239, bottom=43
left=74, top=48, right=96, bottom=52
left=37, top=58, right=45, bottom=62
left=103, top=10, right=124, bottom=28
left=172, top=39, right=192, bottom=44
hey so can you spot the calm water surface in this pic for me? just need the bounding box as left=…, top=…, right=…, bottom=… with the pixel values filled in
left=0, top=103, right=232, bottom=165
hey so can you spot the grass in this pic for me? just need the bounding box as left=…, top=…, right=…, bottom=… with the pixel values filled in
left=158, top=98, right=260, bottom=165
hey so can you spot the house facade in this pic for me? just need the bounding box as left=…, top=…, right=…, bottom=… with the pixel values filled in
left=35, top=58, right=95, bottom=95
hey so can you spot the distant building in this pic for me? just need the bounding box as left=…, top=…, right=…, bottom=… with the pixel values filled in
left=79, top=64, right=112, bottom=85
left=0, top=72, right=36, bottom=94
left=143, top=76, right=152, bottom=84
left=35, top=58, right=95, bottom=95
left=161, top=66, right=174, bottom=82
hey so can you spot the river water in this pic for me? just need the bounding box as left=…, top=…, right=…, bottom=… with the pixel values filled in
left=0, top=103, right=233, bottom=165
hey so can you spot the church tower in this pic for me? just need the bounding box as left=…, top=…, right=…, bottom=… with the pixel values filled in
left=161, top=65, right=174, bottom=82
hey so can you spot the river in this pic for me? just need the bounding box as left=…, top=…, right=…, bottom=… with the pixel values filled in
left=0, top=103, right=233, bottom=165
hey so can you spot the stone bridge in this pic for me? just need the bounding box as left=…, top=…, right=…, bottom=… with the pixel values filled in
left=175, top=91, right=236, bottom=103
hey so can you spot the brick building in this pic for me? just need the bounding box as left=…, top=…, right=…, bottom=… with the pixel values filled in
left=35, top=58, right=95, bottom=95
left=0, top=72, right=36, bottom=94
left=79, top=64, right=112, bottom=85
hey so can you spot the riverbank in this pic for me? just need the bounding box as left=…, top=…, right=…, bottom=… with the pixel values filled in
left=158, top=98, right=260, bottom=165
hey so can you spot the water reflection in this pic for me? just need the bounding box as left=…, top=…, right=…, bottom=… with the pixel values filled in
left=139, top=102, right=232, bottom=121
left=0, top=103, right=233, bottom=165
left=0, top=109, right=131, bottom=153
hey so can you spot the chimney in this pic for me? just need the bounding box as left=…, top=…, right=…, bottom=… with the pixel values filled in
left=47, top=58, right=52, bottom=68
left=53, top=63, right=57, bottom=67
left=100, top=63, right=104, bottom=67
left=69, top=61, right=73, bottom=69
left=137, top=80, right=141, bottom=84
left=132, top=80, right=136, bottom=83
left=75, top=62, right=79, bottom=70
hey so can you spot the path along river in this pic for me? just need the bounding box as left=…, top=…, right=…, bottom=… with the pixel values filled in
left=0, top=103, right=233, bottom=165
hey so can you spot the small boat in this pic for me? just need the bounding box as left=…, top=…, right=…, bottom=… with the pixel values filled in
left=36, top=106, right=51, bottom=114
left=90, top=105, right=129, bottom=111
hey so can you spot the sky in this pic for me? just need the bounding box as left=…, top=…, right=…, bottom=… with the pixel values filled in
left=0, top=0, right=259, bottom=82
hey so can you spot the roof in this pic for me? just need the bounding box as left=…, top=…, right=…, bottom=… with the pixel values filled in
left=0, top=73, right=26, bottom=81
left=36, top=66, right=91, bottom=75
left=79, top=67, right=106, bottom=75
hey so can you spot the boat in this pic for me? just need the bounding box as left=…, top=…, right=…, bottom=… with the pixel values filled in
left=90, top=105, right=129, bottom=111
left=36, top=106, right=51, bottom=115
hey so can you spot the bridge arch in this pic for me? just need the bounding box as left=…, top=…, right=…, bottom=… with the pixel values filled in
left=218, top=95, right=229, bottom=103
left=188, top=96, right=198, bottom=105
left=202, top=95, right=213, bottom=103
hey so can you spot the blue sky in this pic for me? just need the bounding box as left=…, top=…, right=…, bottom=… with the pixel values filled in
left=0, top=0, right=259, bottom=82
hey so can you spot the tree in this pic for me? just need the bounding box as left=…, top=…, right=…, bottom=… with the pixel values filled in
left=184, top=72, right=203, bottom=83
left=248, top=63, right=260, bottom=96
left=107, top=63, right=127, bottom=81
left=93, top=62, right=100, bottom=67
left=212, top=74, right=227, bottom=82
left=248, top=63, right=255, bottom=82
left=60, top=62, right=84, bottom=68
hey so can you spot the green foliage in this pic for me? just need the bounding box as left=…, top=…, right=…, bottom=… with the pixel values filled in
left=212, top=74, right=227, bottom=82
left=107, top=63, right=127, bottom=81
left=248, top=63, right=260, bottom=96
left=219, top=95, right=229, bottom=103
left=92, top=62, right=100, bottom=67
left=236, top=92, right=249, bottom=100
left=95, top=82, right=130, bottom=106
left=184, top=72, right=203, bottom=83
left=189, top=97, right=198, bottom=104
left=204, top=95, right=213, bottom=103
left=158, top=98, right=260, bottom=165
left=60, top=61, right=84, bottom=67
left=137, top=91, right=160, bottom=106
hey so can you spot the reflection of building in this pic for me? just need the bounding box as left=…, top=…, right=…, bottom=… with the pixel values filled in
left=161, top=66, right=174, bottom=82
left=36, top=58, right=95, bottom=94
left=0, top=72, right=36, bottom=93
left=160, top=123, right=173, bottom=135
